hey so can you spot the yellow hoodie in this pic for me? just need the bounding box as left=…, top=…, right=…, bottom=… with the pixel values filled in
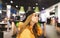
left=16, top=22, right=43, bottom=38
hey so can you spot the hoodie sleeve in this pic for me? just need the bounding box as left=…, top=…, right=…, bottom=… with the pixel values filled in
left=17, top=22, right=24, bottom=32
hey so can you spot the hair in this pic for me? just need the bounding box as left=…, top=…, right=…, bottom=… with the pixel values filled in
left=24, top=10, right=38, bottom=38
left=28, top=23, right=38, bottom=38
left=28, top=22, right=38, bottom=38
left=33, top=24, right=38, bottom=38
left=23, top=10, right=35, bottom=22
left=19, top=10, right=39, bottom=38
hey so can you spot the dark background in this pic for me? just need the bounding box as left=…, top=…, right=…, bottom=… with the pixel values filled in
left=2, top=0, right=60, bottom=11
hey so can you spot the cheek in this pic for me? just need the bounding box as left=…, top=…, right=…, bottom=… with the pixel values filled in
left=31, top=17, right=38, bottom=22
left=35, top=17, right=38, bottom=22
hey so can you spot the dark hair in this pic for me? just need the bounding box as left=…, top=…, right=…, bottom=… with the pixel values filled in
left=28, top=23, right=38, bottom=38
left=23, top=10, right=38, bottom=38
left=24, top=10, right=38, bottom=37
left=23, top=10, right=35, bottom=22
left=26, top=10, right=35, bottom=17
left=33, top=24, right=38, bottom=38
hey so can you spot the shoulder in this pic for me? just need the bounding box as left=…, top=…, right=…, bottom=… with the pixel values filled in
left=23, top=28, right=30, bottom=33
left=18, top=22, right=24, bottom=27
left=17, top=22, right=24, bottom=30
left=19, top=22, right=24, bottom=25
left=20, top=28, right=31, bottom=38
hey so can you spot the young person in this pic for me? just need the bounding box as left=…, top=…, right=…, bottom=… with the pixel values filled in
left=16, top=10, right=43, bottom=38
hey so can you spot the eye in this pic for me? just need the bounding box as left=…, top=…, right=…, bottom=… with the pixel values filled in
left=38, top=14, right=39, bottom=17
left=35, top=14, right=39, bottom=17
left=35, top=14, right=37, bottom=17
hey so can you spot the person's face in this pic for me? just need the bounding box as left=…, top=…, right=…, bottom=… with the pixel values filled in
left=31, top=13, right=39, bottom=23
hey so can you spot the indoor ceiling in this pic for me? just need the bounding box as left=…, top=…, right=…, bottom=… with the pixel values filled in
left=2, top=0, right=60, bottom=11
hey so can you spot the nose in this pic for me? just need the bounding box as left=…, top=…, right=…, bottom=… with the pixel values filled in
left=36, top=17, right=38, bottom=20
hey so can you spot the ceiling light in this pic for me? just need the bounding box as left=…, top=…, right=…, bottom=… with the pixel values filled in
left=10, top=1, right=13, bottom=3
left=36, top=3, right=38, bottom=5
left=33, top=7, right=35, bottom=9
left=16, top=5, right=18, bottom=8
left=42, top=7, right=45, bottom=10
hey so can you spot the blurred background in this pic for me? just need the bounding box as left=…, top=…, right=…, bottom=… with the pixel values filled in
left=0, top=0, right=60, bottom=38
